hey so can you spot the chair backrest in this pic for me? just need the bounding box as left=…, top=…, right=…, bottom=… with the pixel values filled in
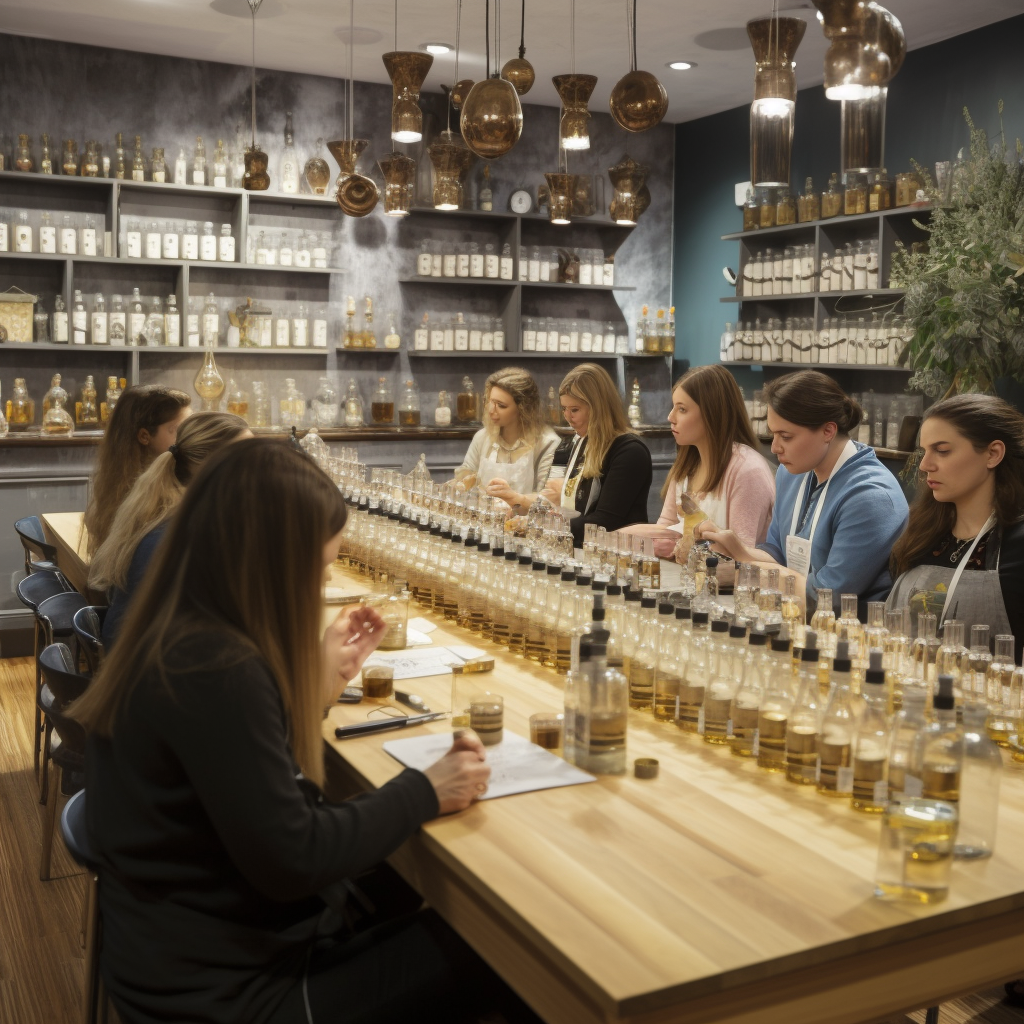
left=73, top=606, right=107, bottom=673
left=15, top=516, right=58, bottom=567
left=48, top=701, right=88, bottom=763
left=36, top=592, right=89, bottom=639
left=60, top=790, right=93, bottom=868
left=39, top=643, right=90, bottom=706
left=16, top=572, right=69, bottom=613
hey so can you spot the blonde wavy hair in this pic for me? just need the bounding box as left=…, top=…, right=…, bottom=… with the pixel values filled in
left=484, top=367, right=546, bottom=446
left=89, top=412, right=249, bottom=591
left=559, top=362, right=635, bottom=478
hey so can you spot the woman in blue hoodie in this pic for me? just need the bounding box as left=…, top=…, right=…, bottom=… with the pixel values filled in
left=702, top=370, right=908, bottom=617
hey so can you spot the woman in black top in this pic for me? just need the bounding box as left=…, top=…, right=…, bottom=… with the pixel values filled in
left=542, top=362, right=652, bottom=545
left=886, top=394, right=1024, bottom=660
left=71, top=441, right=515, bottom=1024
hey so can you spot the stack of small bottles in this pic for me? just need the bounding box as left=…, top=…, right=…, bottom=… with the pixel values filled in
left=521, top=317, right=623, bottom=354
left=245, top=227, right=332, bottom=268
left=119, top=219, right=235, bottom=262
left=738, top=240, right=881, bottom=296
left=410, top=312, right=506, bottom=352
left=2, top=373, right=124, bottom=435
left=416, top=240, right=515, bottom=280
left=517, top=246, right=614, bottom=286
left=341, top=297, right=402, bottom=350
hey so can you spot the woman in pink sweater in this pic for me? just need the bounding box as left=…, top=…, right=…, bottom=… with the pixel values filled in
left=632, top=365, right=775, bottom=571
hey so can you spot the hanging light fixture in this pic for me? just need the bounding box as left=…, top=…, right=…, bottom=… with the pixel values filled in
left=607, top=153, right=648, bottom=225
left=377, top=152, right=416, bottom=216
left=609, top=0, right=668, bottom=133
left=746, top=8, right=806, bottom=188
left=451, top=79, right=475, bottom=109
left=243, top=0, right=270, bottom=190
left=501, top=0, right=535, bottom=95
left=545, top=173, right=577, bottom=225
left=552, top=0, right=595, bottom=151
left=431, top=1, right=473, bottom=211
left=330, top=0, right=379, bottom=217
left=461, top=0, right=523, bottom=159
left=382, top=0, right=433, bottom=145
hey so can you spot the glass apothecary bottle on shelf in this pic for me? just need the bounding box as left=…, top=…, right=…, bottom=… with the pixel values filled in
left=81, top=141, right=100, bottom=177
left=39, top=134, right=53, bottom=175
left=821, top=172, right=842, bottom=219
left=304, top=138, right=331, bottom=195
left=278, top=378, right=307, bottom=430
left=371, top=377, right=394, bottom=425
left=226, top=379, right=250, bottom=421
left=742, top=187, right=759, bottom=231
left=434, top=390, right=452, bottom=426
left=312, top=377, right=339, bottom=428
left=797, top=177, right=820, bottom=222
left=343, top=379, right=364, bottom=427
left=7, top=378, right=34, bottom=432
left=869, top=169, right=893, bottom=211
left=456, top=377, right=479, bottom=424
left=843, top=172, right=868, bottom=215
left=0, top=383, right=8, bottom=439
left=384, top=312, right=401, bottom=350
left=103, top=377, right=123, bottom=422
left=62, top=139, right=79, bottom=177
left=399, top=380, right=421, bottom=427
left=15, top=134, right=34, bottom=172
left=194, top=349, right=225, bottom=411
left=151, top=147, right=167, bottom=182
left=78, top=376, right=100, bottom=428
left=775, top=188, right=796, bottom=226
left=41, top=374, right=74, bottom=438
left=251, top=381, right=271, bottom=428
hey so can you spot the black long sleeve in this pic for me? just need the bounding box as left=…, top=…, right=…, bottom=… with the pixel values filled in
left=570, top=434, right=653, bottom=545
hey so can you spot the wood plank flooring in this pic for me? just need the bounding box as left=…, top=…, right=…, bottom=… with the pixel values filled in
left=0, top=653, right=1020, bottom=1024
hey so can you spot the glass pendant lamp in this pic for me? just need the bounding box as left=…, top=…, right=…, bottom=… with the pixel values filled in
left=553, top=0, right=595, bottom=151
left=501, top=0, right=535, bottom=95
left=608, top=153, right=648, bottom=225
left=609, top=0, right=668, bottom=133
left=545, top=173, right=578, bottom=225
left=382, top=2, right=433, bottom=146
left=429, top=132, right=472, bottom=211
left=747, top=12, right=806, bottom=188
left=378, top=151, right=416, bottom=216
left=243, top=0, right=270, bottom=190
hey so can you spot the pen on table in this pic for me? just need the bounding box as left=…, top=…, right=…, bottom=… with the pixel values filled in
left=334, top=711, right=448, bottom=739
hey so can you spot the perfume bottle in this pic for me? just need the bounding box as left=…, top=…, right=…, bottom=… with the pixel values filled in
left=312, top=377, right=339, bottom=428
left=151, top=147, right=167, bottom=182
left=192, top=136, right=207, bottom=185
left=342, top=295, right=358, bottom=349
left=15, top=133, right=33, bottom=172
left=384, top=312, right=401, bottom=350
left=360, top=296, right=377, bottom=348
left=62, top=138, right=79, bottom=176
left=127, top=288, right=146, bottom=345
left=71, top=289, right=88, bottom=345
left=77, top=376, right=100, bottom=428
left=399, top=379, right=421, bottom=427
left=164, top=294, right=181, bottom=347
left=785, top=631, right=822, bottom=786
left=226, top=380, right=250, bottom=421
left=434, top=390, right=452, bottom=426
left=41, top=378, right=74, bottom=437
left=279, top=111, right=299, bottom=194
left=456, top=377, right=478, bottom=424
left=7, top=378, right=35, bottom=431
left=174, top=146, right=188, bottom=185
left=212, top=139, right=228, bottom=187
left=303, top=137, right=330, bottom=195
left=343, top=378, right=364, bottom=427
left=371, top=377, right=394, bottom=424
left=109, top=293, right=126, bottom=345
left=39, top=134, right=53, bottom=174
left=52, top=294, right=69, bottom=344
left=90, top=293, right=109, bottom=345
left=202, top=292, right=220, bottom=347
left=113, top=132, right=126, bottom=179
left=131, top=135, right=146, bottom=181
left=194, top=349, right=225, bottom=411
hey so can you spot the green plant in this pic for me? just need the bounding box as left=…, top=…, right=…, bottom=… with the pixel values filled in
left=891, top=103, right=1024, bottom=398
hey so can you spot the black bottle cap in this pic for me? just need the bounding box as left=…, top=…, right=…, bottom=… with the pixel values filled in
left=641, top=596, right=656, bottom=609
left=592, top=578, right=607, bottom=592
left=803, top=629, right=818, bottom=650
left=658, top=602, right=675, bottom=615
left=466, top=535, right=478, bottom=547
left=770, top=635, right=791, bottom=653
left=592, top=608, right=606, bottom=623
left=692, top=611, right=710, bottom=625
left=561, top=569, right=576, bottom=582
left=706, top=556, right=719, bottom=569
left=711, top=619, right=729, bottom=633
left=607, top=583, right=623, bottom=596
left=625, top=588, right=642, bottom=602
left=833, top=655, right=852, bottom=673
left=547, top=563, right=560, bottom=575
left=577, top=573, right=593, bottom=587
left=492, top=544, right=504, bottom=556
left=749, top=631, right=768, bottom=646
left=518, top=554, right=532, bottom=566
left=864, top=648, right=885, bottom=686
left=729, top=624, right=747, bottom=639
left=675, top=605, right=691, bottom=620
left=934, top=674, right=955, bottom=710
left=478, top=541, right=490, bottom=553
left=505, top=549, right=518, bottom=561
left=532, top=560, right=545, bottom=571
left=429, top=524, right=441, bottom=536
left=801, top=645, right=820, bottom=662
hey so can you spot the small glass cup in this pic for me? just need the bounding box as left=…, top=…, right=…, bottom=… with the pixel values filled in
left=529, top=713, right=564, bottom=754
left=362, top=665, right=394, bottom=700
left=874, top=797, right=957, bottom=904
left=470, top=693, right=504, bottom=746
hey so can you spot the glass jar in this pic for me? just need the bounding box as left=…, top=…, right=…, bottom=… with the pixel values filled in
left=843, top=172, right=868, bottom=215
left=821, top=172, right=842, bottom=219
left=251, top=380, right=271, bottom=428
left=78, top=375, right=100, bottom=427
left=278, top=378, right=307, bottom=430
left=742, top=188, right=759, bottom=231
left=15, top=134, right=33, bottom=172
left=797, top=176, right=820, bottom=222
left=758, top=189, right=776, bottom=228
left=226, top=379, right=250, bottom=421
left=371, top=377, right=394, bottom=424
left=434, top=390, right=452, bottom=426
left=378, top=583, right=411, bottom=650
left=775, top=188, right=796, bottom=226
left=399, top=379, right=421, bottom=427
left=343, top=378, right=364, bottom=427
left=41, top=374, right=74, bottom=437
left=383, top=311, right=401, bottom=350
left=304, top=137, right=331, bottom=195
left=456, top=376, right=478, bottom=424
left=151, top=147, right=167, bottom=183
left=62, top=139, right=79, bottom=177
left=895, top=171, right=923, bottom=207
left=39, top=134, right=53, bottom=175
left=869, top=169, right=893, bottom=211
left=8, top=377, right=35, bottom=431
left=312, top=376, right=339, bottom=428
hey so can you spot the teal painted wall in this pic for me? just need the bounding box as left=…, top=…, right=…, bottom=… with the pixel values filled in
left=672, top=12, right=1024, bottom=372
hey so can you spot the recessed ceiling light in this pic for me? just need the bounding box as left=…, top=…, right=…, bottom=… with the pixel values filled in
left=666, top=60, right=696, bottom=71
left=422, top=42, right=453, bottom=55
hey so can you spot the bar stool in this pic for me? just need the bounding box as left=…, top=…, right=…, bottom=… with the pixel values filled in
left=15, top=515, right=58, bottom=575
left=60, top=791, right=110, bottom=1024
left=37, top=642, right=89, bottom=821
left=73, top=607, right=107, bottom=674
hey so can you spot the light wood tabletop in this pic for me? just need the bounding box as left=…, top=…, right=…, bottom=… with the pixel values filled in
left=322, top=565, right=1024, bottom=1024
left=40, top=512, right=96, bottom=598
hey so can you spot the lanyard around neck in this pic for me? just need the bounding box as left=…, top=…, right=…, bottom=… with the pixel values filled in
left=941, top=513, right=997, bottom=623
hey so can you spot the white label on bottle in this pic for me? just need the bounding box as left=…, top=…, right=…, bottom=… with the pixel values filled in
left=202, top=313, right=219, bottom=346
left=483, top=254, right=499, bottom=278
left=697, top=708, right=705, bottom=735
left=39, top=226, right=56, bottom=253
left=518, top=257, right=528, bottom=281
left=219, top=236, right=235, bottom=262
left=53, top=311, right=68, bottom=343
left=165, top=313, right=181, bottom=346
left=603, top=264, right=614, bottom=286
left=60, top=228, right=77, bottom=254
left=182, top=234, right=198, bottom=260
left=482, top=329, right=494, bottom=352
left=414, top=327, right=428, bottom=351
left=579, top=263, right=592, bottom=285
left=0, top=223, right=8, bottom=251
left=443, top=254, right=457, bottom=277
left=279, top=249, right=293, bottom=267
left=429, top=328, right=444, bottom=352
left=454, top=327, right=468, bottom=351
left=72, top=309, right=87, bottom=332
left=90, top=311, right=108, bottom=344
left=456, top=254, right=470, bottom=277
left=162, top=233, right=179, bottom=259
left=132, top=169, right=144, bottom=182
left=226, top=325, right=240, bottom=348
left=214, top=174, right=227, bottom=188
left=129, top=313, right=146, bottom=344
left=443, top=328, right=454, bottom=352
left=468, top=254, right=483, bottom=277
left=581, top=331, right=592, bottom=352
left=275, top=319, right=290, bottom=347
left=292, top=319, right=308, bottom=347
left=14, top=226, right=32, bottom=252
left=416, top=253, right=432, bottom=276
left=73, top=328, right=86, bottom=345
left=559, top=332, right=571, bottom=353
left=431, top=254, right=442, bottom=277
left=535, top=329, right=547, bottom=351
left=540, top=260, right=550, bottom=282
left=835, top=766, right=854, bottom=794
left=126, top=232, right=142, bottom=258
left=873, top=780, right=888, bottom=806
left=109, top=312, right=126, bottom=345
left=501, top=257, right=514, bottom=280
left=259, top=319, right=272, bottom=347
left=523, top=329, right=536, bottom=351
left=528, top=259, right=540, bottom=282
left=313, top=319, right=327, bottom=348
left=312, top=247, right=327, bottom=268
left=146, top=234, right=161, bottom=259
left=494, top=328, right=505, bottom=351
left=200, top=236, right=217, bottom=261
left=193, top=170, right=205, bottom=186
left=751, top=730, right=760, bottom=757
left=294, top=249, right=311, bottom=268
left=434, top=407, right=451, bottom=426
left=185, top=314, right=199, bottom=347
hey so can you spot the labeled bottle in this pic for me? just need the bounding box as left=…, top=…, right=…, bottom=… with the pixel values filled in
left=817, top=641, right=856, bottom=797
left=343, top=378, right=364, bottom=427
left=7, top=378, right=35, bottom=431
left=192, top=136, right=207, bottom=185
left=786, top=631, right=822, bottom=785
left=704, top=623, right=747, bottom=744
left=821, top=172, right=842, bottom=219
left=131, top=135, right=146, bottom=181
left=212, top=139, right=228, bottom=188
left=77, top=375, right=100, bottom=428
left=52, top=295, right=69, bottom=344
left=797, top=176, right=820, bottom=222
left=127, top=287, right=146, bottom=345
left=456, top=377, right=478, bottom=424
left=312, top=306, right=328, bottom=348
left=742, top=187, right=759, bottom=231
left=627, top=597, right=660, bottom=711
left=200, top=221, right=217, bottom=261
left=954, top=703, right=1002, bottom=860
left=164, top=294, right=181, bottom=347
left=279, top=112, right=299, bottom=194
left=675, top=612, right=711, bottom=732
left=371, top=377, right=394, bottom=424
left=71, top=289, right=88, bottom=345
left=202, top=293, right=220, bottom=347
left=434, top=390, right=451, bottom=426
left=500, top=242, right=514, bottom=280
left=14, top=210, right=33, bottom=253
left=574, top=631, right=628, bottom=776
left=218, top=223, right=235, bottom=262
left=757, top=631, right=795, bottom=771
left=908, top=675, right=962, bottom=803
left=731, top=630, right=769, bottom=757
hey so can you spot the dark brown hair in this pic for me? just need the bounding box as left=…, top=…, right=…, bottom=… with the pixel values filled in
left=72, top=440, right=348, bottom=788
left=85, top=385, right=192, bottom=555
left=663, top=364, right=761, bottom=498
left=891, top=394, right=1024, bottom=576
left=764, top=370, right=862, bottom=435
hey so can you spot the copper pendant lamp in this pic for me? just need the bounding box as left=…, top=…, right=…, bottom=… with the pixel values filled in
left=501, top=0, right=535, bottom=95
left=460, top=0, right=523, bottom=159
left=243, top=0, right=270, bottom=190
left=608, top=153, right=648, bottom=225
left=383, top=52, right=433, bottom=145
left=545, top=172, right=578, bottom=225
left=451, top=79, right=475, bottom=109
left=429, top=130, right=472, bottom=210
left=609, top=0, right=668, bottom=133
left=552, top=0, right=595, bottom=151
left=378, top=152, right=416, bottom=216
left=747, top=13, right=806, bottom=188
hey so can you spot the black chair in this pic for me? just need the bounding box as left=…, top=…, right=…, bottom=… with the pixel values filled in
left=30, top=559, right=63, bottom=575
left=15, top=515, right=58, bottom=575
left=37, top=643, right=89, bottom=816
left=60, top=791, right=110, bottom=1024
left=16, top=572, right=75, bottom=776
left=73, top=606, right=107, bottom=674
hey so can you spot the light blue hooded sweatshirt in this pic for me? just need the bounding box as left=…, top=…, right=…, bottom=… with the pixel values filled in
left=758, top=441, right=909, bottom=614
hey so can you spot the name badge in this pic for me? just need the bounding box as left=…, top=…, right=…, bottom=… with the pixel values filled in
left=786, top=534, right=812, bottom=577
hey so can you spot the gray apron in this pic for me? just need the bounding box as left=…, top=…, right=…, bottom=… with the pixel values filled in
left=884, top=523, right=1012, bottom=643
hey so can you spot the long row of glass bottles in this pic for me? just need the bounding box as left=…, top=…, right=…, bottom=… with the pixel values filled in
left=4, top=124, right=332, bottom=196
left=410, top=312, right=505, bottom=352
left=246, top=227, right=333, bottom=268
left=738, top=240, right=880, bottom=297
left=2, top=374, right=123, bottom=435
left=416, top=240, right=515, bottom=280
left=521, top=317, right=629, bottom=355
left=0, top=210, right=103, bottom=256
left=517, top=246, right=614, bottom=286
left=119, top=219, right=235, bottom=262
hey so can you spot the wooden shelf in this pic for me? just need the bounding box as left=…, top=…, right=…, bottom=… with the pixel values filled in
left=399, top=277, right=516, bottom=288
left=724, top=360, right=913, bottom=372
left=722, top=204, right=935, bottom=241
left=721, top=288, right=904, bottom=303
left=138, top=346, right=329, bottom=356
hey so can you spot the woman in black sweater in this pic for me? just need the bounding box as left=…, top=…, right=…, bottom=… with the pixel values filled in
left=72, top=441, right=514, bottom=1024
left=542, top=362, right=652, bottom=545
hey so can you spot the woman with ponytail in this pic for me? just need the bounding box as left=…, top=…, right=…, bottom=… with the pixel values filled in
left=89, top=411, right=251, bottom=647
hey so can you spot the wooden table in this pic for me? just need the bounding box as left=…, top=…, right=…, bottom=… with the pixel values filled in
left=323, top=566, right=1024, bottom=1024
left=40, top=511, right=96, bottom=598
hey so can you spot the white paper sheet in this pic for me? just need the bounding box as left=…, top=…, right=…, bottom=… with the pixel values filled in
left=383, top=730, right=595, bottom=800
left=409, top=617, right=437, bottom=634
left=359, top=645, right=489, bottom=681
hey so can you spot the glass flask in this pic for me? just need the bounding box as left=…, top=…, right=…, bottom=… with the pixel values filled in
left=299, top=426, right=329, bottom=468
left=80, top=140, right=100, bottom=177
left=399, top=379, right=421, bottom=427
left=371, top=377, right=394, bottom=424
left=251, top=381, right=271, bottom=428
left=212, top=138, right=228, bottom=187
left=39, top=134, right=53, bottom=175
left=193, top=348, right=225, bottom=411
left=304, top=137, right=331, bottom=195
left=192, top=135, right=207, bottom=185
left=954, top=704, right=1002, bottom=860
left=343, top=378, right=364, bottom=427
left=278, top=112, right=299, bottom=194
left=378, top=582, right=411, bottom=650
left=8, top=377, right=35, bottom=431
left=226, top=379, right=250, bottom=421
left=278, top=378, right=307, bottom=430
left=150, top=147, right=166, bottom=182
left=434, top=390, right=452, bottom=426
left=312, top=376, right=339, bottom=428
left=77, top=375, right=100, bottom=428
left=131, top=135, right=146, bottom=180
left=41, top=374, right=74, bottom=437
left=62, top=138, right=79, bottom=176
left=456, top=376, right=478, bottom=424
left=383, top=311, right=401, bottom=350
left=104, top=377, right=123, bottom=422
left=15, top=133, right=34, bottom=172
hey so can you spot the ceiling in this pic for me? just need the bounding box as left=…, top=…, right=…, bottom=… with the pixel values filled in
left=0, top=0, right=1020, bottom=123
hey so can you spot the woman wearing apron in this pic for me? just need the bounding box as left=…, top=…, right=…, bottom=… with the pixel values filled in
left=541, top=363, right=652, bottom=547
left=626, top=365, right=775, bottom=583
left=454, top=367, right=559, bottom=513
left=886, top=394, right=1024, bottom=662
left=703, top=370, right=908, bottom=617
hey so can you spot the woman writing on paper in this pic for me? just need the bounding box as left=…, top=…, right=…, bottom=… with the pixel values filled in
left=702, top=370, right=908, bottom=617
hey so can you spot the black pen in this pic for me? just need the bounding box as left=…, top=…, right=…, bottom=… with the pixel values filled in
left=334, top=711, right=448, bottom=739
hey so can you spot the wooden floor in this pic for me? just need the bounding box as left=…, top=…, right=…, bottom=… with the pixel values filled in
left=0, top=652, right=1020, bottom=1024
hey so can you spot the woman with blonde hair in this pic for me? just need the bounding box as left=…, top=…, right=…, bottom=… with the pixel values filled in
left=90, top=411, right=251, bottom=648
left=629, top=365, right=774, bottom=569
left=455, top=366, right=560, bottom=511
left=542, top=362, right=652, bottom=545
left=84, top=384, right=192, bottom=556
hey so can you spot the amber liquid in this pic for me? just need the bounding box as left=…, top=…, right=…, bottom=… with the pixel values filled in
left=922, top=762, right=960, bottom=803
left=816, top=738, right=851, bottom=796
left=227, top=400, right=249, bottom=417
left=702, top=690, right=732, bottom=745
left=371, top=401, right=394, bottom=424
left=628, top=663, right=655, bottom=710
left=851, top=753, right=887, bottom=813
left=399, top=409, right=421, bottom=427
left=362, top=667, right=394, bottom=699
left=729, top=704, right=759, bottom=757
left=530, top=724, right=563, bottom=750
left=470, top=703, right=503, bottom=745
left=653, top=674, right=681, bottom=722
left=525, top=622, right=547, bottom=662
left=785, top=726, right=819, bottom=785
left=555, top=633, right=574, bottom=673
left=756, top=711, right=787, bottom=771
left=491, top=617, right=511, bottom=648
left=844, top=187, right=867, bottom=215
left=457, top=393, right=477, bottom=423
left=580, top=710, right=627, bottom=773
left=677, top=681, right=705, bottom=733
left=821, top=191, right=842, bottom=219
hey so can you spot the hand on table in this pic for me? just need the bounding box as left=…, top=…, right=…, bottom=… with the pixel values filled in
left=322, top=604, right=387, bottom=700
left=422, top=730, right=492, bottom=814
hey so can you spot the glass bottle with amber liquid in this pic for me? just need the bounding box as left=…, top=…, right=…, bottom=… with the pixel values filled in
left=7, top=377, right=35, bottom=432
left=742, top=187, right=759, bottom=231
left=359, top=296, right=377, bottom=349
left=39, top=134, right=53, bottom=174
left=758, top=188, right=776, bottom=228
left=457, top=377, right=478, bottom=424
left=15, top=134, right=34, bottom=172
left=820, top=172, right=842, bottom=219
left=371, top=377, right=394, bottom=424
left=908, top=675, right=962, bottom=805
left=399, top=379, right=421, bottom=426
left=785, top=630, right=822, bottom=785
left=62, top=139, right=79, bottom=177
left=797, top=177, right=820, bottom=222
left=342, top=295, right=359, bottom=349
left=843, top=172, right=868, bottom=215
left=816, top=641, right=856, bottom=797
left=77, top=375, right=100, bottom=428
left=131, top=135, right=146, bottom=181
left=757, top=631, right=795, bottom=771
left=775, top=188, right=796, bottom=226
left=869, top=169, right=893, bottom=211
left=850, top=650, right=890, bottom=813
left=113, top=132, right=127, bottom=179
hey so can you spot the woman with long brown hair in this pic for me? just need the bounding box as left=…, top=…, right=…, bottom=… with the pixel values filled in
left=72, top=440, right=512, bottom=1024
left=886, top=393, right=1024, bottom=659
left=89, top=411, right=251, bottom=648
left=629, top=365, right=774, bottom=570
left=84, top=383, right=192, bottom=555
